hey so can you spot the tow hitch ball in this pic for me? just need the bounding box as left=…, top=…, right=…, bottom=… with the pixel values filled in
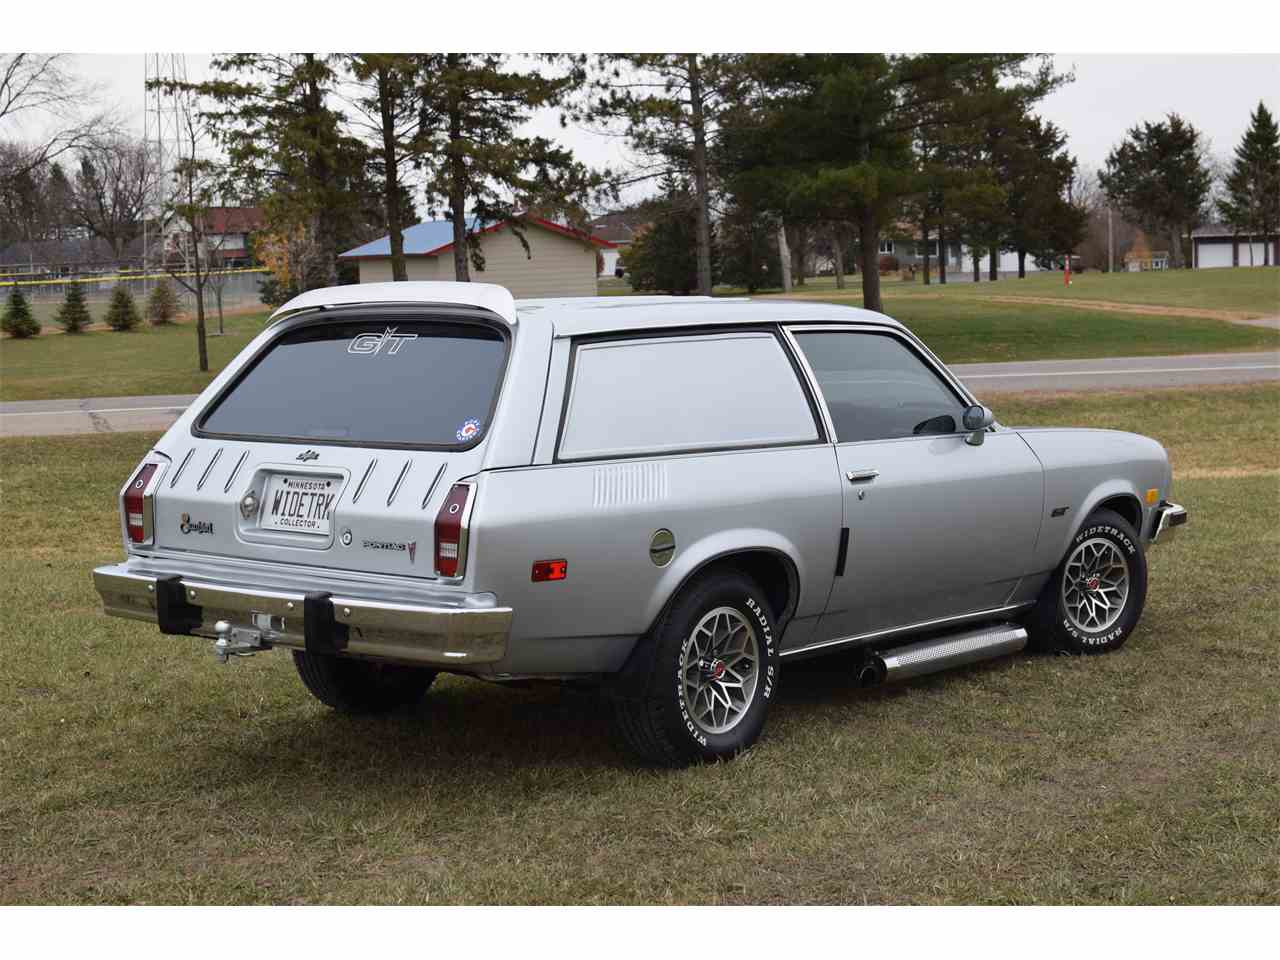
left=212, top=620, right=266, bottom=663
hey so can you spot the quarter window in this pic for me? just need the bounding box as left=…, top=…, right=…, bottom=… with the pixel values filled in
left=793, top=331, right=965, bottom=443
left=558, top=332, right=819, bottom=460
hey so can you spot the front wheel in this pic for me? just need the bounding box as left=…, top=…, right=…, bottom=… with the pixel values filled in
left=1028, top=507, right=1148, bottom=654
left=292, top=651, right=437, bottom=713
left=610, top=569, right=781, bottom=766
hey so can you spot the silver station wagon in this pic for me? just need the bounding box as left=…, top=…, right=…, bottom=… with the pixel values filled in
left=93, top=282, right=1188, bottom=765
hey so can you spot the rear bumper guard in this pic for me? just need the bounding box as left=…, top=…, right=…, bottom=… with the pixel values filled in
left=1150, top=500, right=1188, bottom=544
left=92, top=562, right=511, bottom=667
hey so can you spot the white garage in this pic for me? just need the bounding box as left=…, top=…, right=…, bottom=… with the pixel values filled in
left=1191, top=224, right=1278, bottom=268
left=1195, top=241, right=1234, bottom=269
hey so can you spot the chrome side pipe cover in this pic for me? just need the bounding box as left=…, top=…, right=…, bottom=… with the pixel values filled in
left=859, top=622, right=1029, bottom=686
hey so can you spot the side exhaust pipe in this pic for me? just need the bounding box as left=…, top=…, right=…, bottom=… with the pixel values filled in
left=858, top=622, right=1028, bottom=686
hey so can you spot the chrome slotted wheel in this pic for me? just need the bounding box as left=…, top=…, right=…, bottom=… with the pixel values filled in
left=680, top=606, right=760, bottom=736
left=1061, top=537, right=1131, bottom=633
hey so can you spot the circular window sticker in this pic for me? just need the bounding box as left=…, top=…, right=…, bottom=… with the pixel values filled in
left=456, top=418, right=482, bottom=443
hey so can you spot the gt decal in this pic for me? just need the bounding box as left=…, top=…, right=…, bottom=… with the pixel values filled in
left=347, top=326, right=418, bottom=356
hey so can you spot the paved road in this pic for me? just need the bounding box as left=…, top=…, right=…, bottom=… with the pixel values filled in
left=950, top=350, right=1280, bottom=396
left=2, top=351, right=1278, bottom=438
left=0, top=395, right=194, bottom=437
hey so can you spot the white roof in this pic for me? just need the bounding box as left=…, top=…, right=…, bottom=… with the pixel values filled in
left=517, top=295, right=903, bottom=338
left=268, top=283, right=902, bottom=338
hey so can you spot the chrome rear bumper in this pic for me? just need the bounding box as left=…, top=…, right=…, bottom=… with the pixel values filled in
left=1150, top=500, right=1188, bottom=544
left=92, top=561, right=511, bottom=667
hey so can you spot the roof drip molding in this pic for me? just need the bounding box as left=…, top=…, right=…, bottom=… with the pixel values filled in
left=267, top=281, right=519, bottom=327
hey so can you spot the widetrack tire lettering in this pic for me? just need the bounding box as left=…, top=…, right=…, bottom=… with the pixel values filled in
left=674, top=592, right=778, bottom=752
left=1057, top=516, right=1142, bottom=651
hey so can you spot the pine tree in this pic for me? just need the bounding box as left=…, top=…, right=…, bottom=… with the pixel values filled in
left=55, top=283, right=92, bottom=333
left=1099, top=113, right=1213, bottom=268
left=2, top=285, right=41, bottom=338
left=623, top=178, right=715, bottom=295
left=719, top=54, right=1066, bottom=310
left=164, top=54, right=375, bottom=291
left=104, top=285, right=140, bottom=331
left=418, top=54, right=600, bottom=281
left=581, top=55, right=744, bottom=297
left=146, top=280, right=179, bottom=325
left=1220, top=101, right=1280, bottom=266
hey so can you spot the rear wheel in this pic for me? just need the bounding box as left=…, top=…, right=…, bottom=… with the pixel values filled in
left=292, top=651, right=436, bottom=714
left=1028, top=507, right=1148, bottom=654
left=610, top=569, right=781, bottom=766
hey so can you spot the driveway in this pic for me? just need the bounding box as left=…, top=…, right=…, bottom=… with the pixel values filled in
left=2, top=351, right=1278, bottom=437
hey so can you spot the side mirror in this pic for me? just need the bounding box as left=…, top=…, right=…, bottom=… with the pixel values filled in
left=963, top=404, right=995, bottom=446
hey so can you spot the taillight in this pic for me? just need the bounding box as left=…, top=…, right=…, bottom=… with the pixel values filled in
left=123, top=462, right=160, bottom=544
left=434, top=483, right=473, bottom=578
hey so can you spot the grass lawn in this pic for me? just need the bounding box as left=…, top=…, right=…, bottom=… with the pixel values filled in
left=764, top=266, right=1280, bottom=317
left=0, top=311, right=269, bottom=402
left=5, top=283, right=1278, bottom=402
left=897, top=265, right=1280, bottom=315
left=2, top=384, right=1277, bottom=904
left=876, top=298, right=1280, bottom=364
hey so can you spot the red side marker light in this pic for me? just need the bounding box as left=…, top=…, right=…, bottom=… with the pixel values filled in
left=532, top=559, right=568, bottom=582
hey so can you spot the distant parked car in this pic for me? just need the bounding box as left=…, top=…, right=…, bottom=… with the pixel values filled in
left=94, top=282, right=1186, bottom=765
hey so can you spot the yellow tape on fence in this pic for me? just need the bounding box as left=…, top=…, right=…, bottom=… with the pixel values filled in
left=0, top=268, right=269, bottom=288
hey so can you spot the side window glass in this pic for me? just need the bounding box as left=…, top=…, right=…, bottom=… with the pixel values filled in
left=793, top=331, right=964, bottom=443
left=558, top=332, right=819, bottom=460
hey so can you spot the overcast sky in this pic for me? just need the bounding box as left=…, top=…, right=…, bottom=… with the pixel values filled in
left=13, top=53, right=1279, bottom=211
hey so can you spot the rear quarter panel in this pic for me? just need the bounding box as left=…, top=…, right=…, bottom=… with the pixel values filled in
left=471, top=446, right=842, bottom=674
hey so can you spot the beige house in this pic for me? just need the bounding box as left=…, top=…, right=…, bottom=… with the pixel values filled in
left=339, top=217, right=613, bottom=298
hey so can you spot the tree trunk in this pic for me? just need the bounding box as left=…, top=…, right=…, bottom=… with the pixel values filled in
left=193, top=270, right=208, bottom=372
left=303, top=57, right=338, bottom=289
left=686, top=55, right=713, bottom=297
left=790, top=225, right=806, bottom=286
left=972, top=248, right=980, bottom=283
left=448, top=92, right=470, bottom=282
left=857, top=208, right=882, bottom=313
left=216, top=286, right=224, bottom=336
left=1017, top=249, right=1026, bottom=278
left=938, top=220, right=947, bottom=284
left=988, top=245, right=998, bottom=281
left=777, top=220, right=792, bottom=292
left=832, top=232, right=845, bottom=289
left=378, top=65, right=408, bottom=283
left=922, top=220, right=931, bottom=285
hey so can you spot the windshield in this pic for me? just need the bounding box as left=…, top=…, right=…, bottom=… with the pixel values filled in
left=198, top=319, right=507, bottom=448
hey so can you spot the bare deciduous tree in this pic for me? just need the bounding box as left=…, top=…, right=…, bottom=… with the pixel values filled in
left=157, top=100, right=231, bottom=372
left=70, top=136, right=156, bottom=259
left=0, top=54, right=110, bottom=186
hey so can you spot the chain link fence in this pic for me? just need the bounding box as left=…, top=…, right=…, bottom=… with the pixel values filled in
left=3, top=269, right=270, bottom=327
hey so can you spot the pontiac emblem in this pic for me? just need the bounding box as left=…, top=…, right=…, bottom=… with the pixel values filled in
left=296, top=450, right=320, bottom=462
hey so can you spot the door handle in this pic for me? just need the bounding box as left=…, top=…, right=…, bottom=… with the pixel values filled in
left=846, top=469, right=879, bottom=483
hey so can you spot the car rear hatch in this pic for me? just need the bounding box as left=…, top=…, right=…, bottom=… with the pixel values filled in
left=144, top=308, right=508, bottom=581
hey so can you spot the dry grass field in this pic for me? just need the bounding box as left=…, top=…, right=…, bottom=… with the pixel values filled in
left=1, top=384, right=1277, bottom=904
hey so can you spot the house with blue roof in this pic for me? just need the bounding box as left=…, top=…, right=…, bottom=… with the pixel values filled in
left=338, top=217, right=614, bottom=298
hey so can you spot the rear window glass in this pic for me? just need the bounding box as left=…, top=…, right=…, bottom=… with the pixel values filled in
left=199, top=320, right=507, bottom=447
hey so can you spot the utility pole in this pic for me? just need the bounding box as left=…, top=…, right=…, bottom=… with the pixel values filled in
left=1107, top=205, right=1114, bottom=274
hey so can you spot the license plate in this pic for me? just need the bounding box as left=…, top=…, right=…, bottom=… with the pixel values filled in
left=260, top=474, right=339, bottom=535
